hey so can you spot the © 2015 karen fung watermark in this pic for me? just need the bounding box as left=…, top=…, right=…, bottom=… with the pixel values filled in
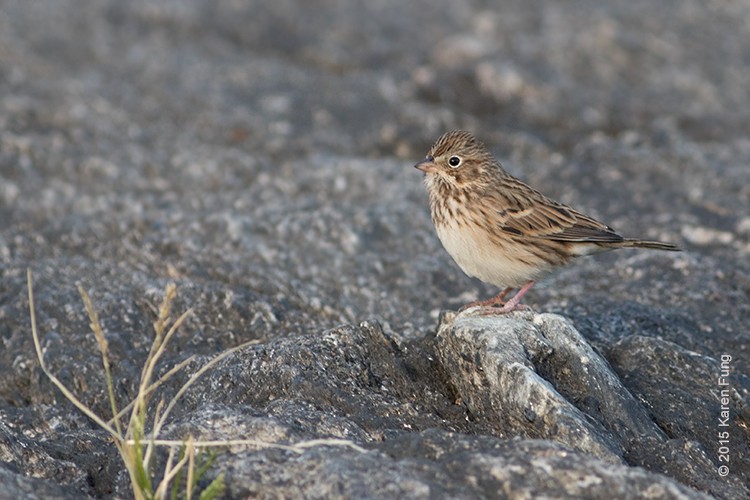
left=717, top=354, right=731, bottom=477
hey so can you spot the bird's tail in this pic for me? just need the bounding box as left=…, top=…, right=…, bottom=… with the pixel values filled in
left=620, top=239, right=681, bottom=251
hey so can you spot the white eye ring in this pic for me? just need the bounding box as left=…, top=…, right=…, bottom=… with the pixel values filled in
left=448, top=156, right=461, bottom=168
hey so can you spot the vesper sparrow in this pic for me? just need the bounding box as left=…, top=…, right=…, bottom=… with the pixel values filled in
left=415, top=130, right=680, bottom=313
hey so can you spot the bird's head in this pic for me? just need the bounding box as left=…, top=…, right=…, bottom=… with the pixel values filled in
left=414, top=130, right=497, bottom=189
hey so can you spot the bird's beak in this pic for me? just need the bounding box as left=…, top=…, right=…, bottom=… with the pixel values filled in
left=414, top=156, right=437, bottom=173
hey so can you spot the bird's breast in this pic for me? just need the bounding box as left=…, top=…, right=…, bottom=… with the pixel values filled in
left=433, top=217, right=556, bottom=289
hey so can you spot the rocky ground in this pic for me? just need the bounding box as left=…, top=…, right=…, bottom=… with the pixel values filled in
left=1, top=0, right=749, bottom=498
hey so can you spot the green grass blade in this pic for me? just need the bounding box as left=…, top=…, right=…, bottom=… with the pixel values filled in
left=198, top=473, right=225, bottom=500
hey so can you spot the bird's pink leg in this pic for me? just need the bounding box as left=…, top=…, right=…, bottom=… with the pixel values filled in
left=459, top=287, right=513, bottom=312
left=495, top=280, right=536, bottom=313
left=475, top=280, right=536, bottom=315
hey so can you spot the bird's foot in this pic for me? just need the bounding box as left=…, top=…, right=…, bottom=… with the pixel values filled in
left=458, top=287, right=512, bottom=312
left=476, top=302, right=531, bottom=316
left=459, top=281, right=537, bottom=316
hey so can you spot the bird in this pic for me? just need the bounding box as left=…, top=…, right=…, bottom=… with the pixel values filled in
left=415, top=130, right=680, bottom=313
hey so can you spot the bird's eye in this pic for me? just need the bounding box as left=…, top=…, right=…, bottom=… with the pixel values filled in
left=448, top=156, right=462, bottom=168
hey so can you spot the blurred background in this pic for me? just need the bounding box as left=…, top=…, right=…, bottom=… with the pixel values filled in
left=1, top=0, right=749, bottom=497
left=2, top=0, right=749, bottom=344
left=2, top=0, right=748, bottom=336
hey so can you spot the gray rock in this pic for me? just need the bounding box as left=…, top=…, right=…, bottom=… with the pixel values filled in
left=434, top=311, right=664, bottom=462
left=433, top=311, right=749, bottom=498
left=168, top=321, right=714, bottom=498
left=212, top=430, right=709, bottom=499
left=0, top=465, right=94, bottom=500
left=609, top=335, right=750, bottom=494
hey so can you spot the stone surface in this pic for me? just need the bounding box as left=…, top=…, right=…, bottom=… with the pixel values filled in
left=1, top=0, right=749, bottom=498
left=433, top=312, right=748, bottom=498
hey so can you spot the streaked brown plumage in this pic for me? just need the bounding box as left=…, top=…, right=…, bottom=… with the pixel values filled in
left=415, top=130, right=680, bottom=313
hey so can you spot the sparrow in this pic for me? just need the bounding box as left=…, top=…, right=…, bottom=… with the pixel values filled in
left=415, top=130, right=680, bottom=313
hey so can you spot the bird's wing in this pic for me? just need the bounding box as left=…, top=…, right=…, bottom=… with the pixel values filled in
left=497, top=183, right=624, bottom=244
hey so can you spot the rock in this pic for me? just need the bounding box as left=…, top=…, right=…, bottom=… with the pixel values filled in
left=166, top=320, right=718, bottom=498
left=433, top=311, right=662, bottom=462
left=433, top=311, right=749, bottom=498
left=212, top=430, right=709, bottom=499
left=378, top=430, right=711, bottom=499
left=0, top=465, right=94, bottom=500
left=608, top=335, right=750, bottom=494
